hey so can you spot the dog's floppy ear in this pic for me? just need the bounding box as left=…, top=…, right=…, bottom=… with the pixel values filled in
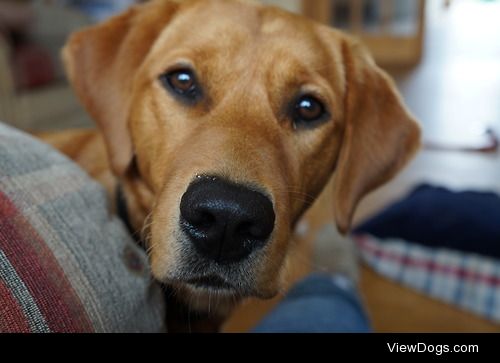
left=333, top=38, right=421, bottom=233
left=62, top=1, right=179, bottom=175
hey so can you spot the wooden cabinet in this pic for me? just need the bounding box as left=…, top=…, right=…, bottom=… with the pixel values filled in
left=0, top=4, right=91, bottom=130
left=303, top=0, right=426, bottom=67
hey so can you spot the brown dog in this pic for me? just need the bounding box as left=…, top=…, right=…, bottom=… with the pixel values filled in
left=40, top=0, right=420, bottom=327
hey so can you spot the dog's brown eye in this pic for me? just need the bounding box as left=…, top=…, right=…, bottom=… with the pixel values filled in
left=160, top=69, right=201, bottom=103
left=293, top=95, right=328, bottom=126
left=170, top=71, right=194, bottom=91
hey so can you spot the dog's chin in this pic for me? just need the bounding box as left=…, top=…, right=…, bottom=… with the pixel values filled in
left=185, top=275, right=239, bottom=294
left=165, top=279, right=243, bottom=317
left=163, top=273, right=278, bottom=308
left=171, top=280, right=278, bottom=317
left=167, top=276, right=252, bottom=299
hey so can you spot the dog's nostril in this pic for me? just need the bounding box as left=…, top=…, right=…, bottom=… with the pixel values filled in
left=192, top=210, right=216, bottom=228
left=236, top=221, right=266, bottom=239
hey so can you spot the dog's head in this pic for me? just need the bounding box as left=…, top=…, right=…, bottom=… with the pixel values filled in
left=64, top=0, right=420, bottom=304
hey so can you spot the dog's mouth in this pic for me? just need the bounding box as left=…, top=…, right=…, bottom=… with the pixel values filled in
left=185, top=275, right=235, bottom=291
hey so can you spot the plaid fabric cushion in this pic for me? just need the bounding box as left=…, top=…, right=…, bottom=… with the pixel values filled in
left=354, top=234, right=500, bottom=323
left=0, top=123, right=165, bottom=332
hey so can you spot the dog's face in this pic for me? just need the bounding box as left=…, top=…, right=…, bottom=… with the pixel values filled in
left=64, top=0, right=420, bottom=304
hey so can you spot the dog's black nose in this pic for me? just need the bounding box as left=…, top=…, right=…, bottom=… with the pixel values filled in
left=179, top=177, right=275, bottom=264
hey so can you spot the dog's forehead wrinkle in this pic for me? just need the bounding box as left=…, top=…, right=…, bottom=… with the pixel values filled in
left=176, top=0, right=262, bottom=35
left=152, top=1, right=326, bottom=67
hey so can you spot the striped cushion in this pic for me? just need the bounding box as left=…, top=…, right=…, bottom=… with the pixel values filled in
left=354, top=234, right=500, bottom=323
left=0, top=123, right=165, bottom=332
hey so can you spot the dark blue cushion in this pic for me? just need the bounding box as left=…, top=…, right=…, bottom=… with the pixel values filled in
left=354, top=184, right=500, bottom=259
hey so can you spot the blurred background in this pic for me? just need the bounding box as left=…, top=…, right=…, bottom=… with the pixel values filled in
left=1, top=0, right=499, bottom=332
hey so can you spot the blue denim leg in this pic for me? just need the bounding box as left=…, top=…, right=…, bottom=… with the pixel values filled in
left=252, top=274, right=371, bottom=333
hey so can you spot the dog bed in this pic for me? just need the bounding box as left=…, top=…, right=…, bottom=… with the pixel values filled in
left=353, top=184, right=500, bottom=322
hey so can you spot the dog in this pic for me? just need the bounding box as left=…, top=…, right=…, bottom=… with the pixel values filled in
left=39, top=0, right=420, bottom=330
